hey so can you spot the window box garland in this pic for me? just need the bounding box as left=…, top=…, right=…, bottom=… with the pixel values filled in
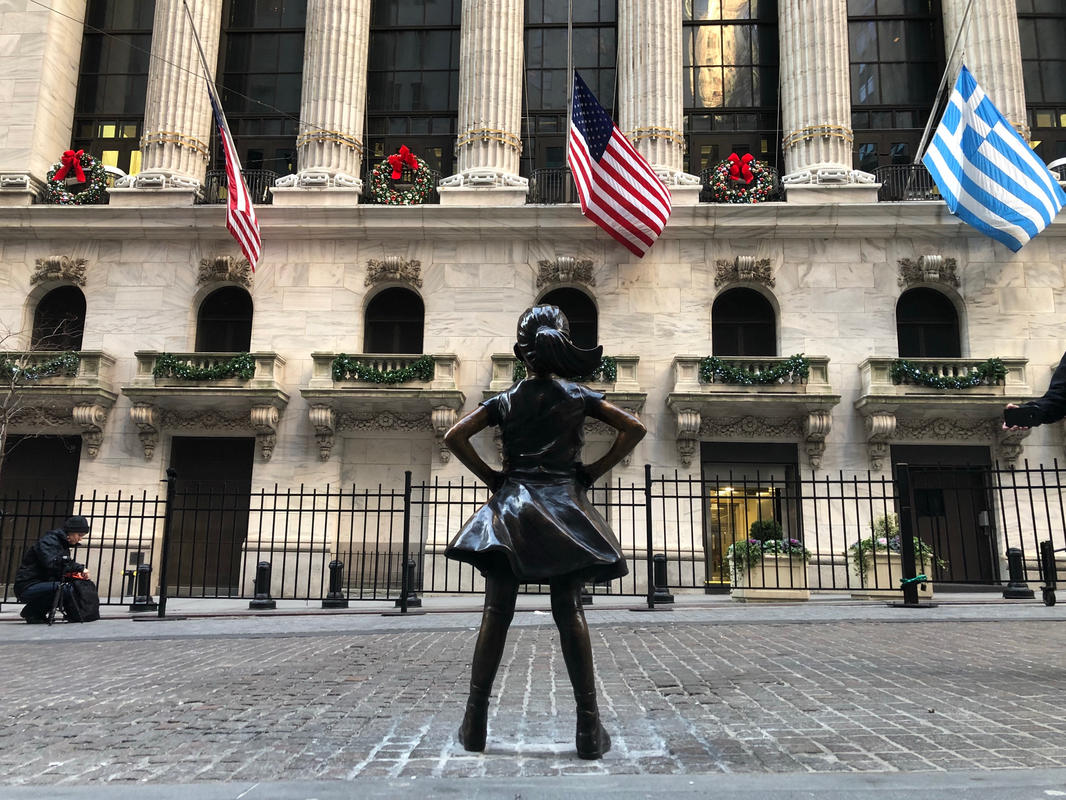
left=889, top=357, right=1006, bottom=389
left=331, top=354, right=436, bottom=384
left=152, top=352, right=256, bottom=381
left=0, top=351, right=80, bottom=381
left=698, top=354, right=810, bottom=385
left=512, top=356, right=618, bottom=384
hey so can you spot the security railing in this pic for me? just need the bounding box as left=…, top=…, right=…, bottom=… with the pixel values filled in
left=874, top=164, right=940, bottom=201
left=528, top=168, right=577, bottom=204
left=201, top=169, right=279, bottom=205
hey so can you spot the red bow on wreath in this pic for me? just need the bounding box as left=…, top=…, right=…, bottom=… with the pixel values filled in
left=727, top=152, right=754, bottom=185
left=387, top=145, right=419, bottom=180
left=54, top=149, right=87, bottom=183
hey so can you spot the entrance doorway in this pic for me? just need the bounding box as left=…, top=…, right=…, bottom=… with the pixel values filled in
left=167, top=437, right=254, bottom=595
left=890, top=445, right=996, bottom=584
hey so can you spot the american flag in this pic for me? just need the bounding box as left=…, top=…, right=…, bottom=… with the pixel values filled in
left=206, top=83, right=262, bottom=269
left=567, top=71, right=672, bottom=258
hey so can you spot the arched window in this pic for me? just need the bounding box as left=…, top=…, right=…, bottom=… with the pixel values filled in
left=712, top=288, right=776, bottom=356
left=364, top=288, right=424, bottom=354
left=896, top=288, right=960, bottom=358
left=196, top=287, right=253, bottom=352
left=540, top=287, right=598, bottom=350
left=32, top=287, right=86, bottom=351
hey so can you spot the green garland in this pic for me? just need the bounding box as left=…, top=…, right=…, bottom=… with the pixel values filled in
left=153, top=352, right=255, bottom=381
left=44, top=151, right=109, bottom=205
left=699, top=354, right=810, bottom=385
left=890, top=357, right=1006, bottom=389
left=512, top=356, right=617, bottom=384
left=332, top=354, right=435, bottom=384
left=0, top=351, right=79, bottom=381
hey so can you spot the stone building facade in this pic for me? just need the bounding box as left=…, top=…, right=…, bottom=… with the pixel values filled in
left=0, top=0, right=1064, bottom=596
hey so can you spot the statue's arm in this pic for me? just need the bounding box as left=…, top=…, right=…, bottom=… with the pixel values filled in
left=583, top=400, right=646, bottom=484
left=443, top=405, right=504, bottom=490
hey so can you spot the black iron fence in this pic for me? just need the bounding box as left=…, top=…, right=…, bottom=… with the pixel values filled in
left=527, top=168, right=577, bottom=204
left=874, top=164, right=941, bottom=201
left=201, top=169, right=279, bottom=205
left=2, top=463, right=1064, bottom=609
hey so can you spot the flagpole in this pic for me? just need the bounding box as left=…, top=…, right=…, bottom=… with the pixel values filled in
left=566, top=0, right=573, bottom=143
left=913, top=0, right=975, bottom=165
left=182, top=0, right=238, bottom=147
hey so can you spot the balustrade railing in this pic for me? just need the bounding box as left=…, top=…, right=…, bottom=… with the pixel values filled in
left=201, top=169, right=278, bottom=205
left=874, top=164, right=940, bottom=201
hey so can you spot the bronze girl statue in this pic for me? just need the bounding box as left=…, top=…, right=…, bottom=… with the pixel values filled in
left=443, top=305, right=646, bottom=759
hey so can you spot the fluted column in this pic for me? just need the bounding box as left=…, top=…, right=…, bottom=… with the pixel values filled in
left=942, top=0, right=1028, bottom=140
left=618, top=0, right=701, bottom=204
left=272, top=0, right=369, bottom=205
left=779, top=0, right=876, bottom=201
left=437, top=0, right=528, bottom=206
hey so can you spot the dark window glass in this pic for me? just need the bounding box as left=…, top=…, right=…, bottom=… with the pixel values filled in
left=32, top=287, right=86, bottom=351
left=367, top=1, right=461, bottom=175
left=896, top=288, right=960, bottom=358
left=683, top=0, right=780, bottom=175
left=365, top=288, right=425, bottom=354
left=712, top=288, right=776, bottom=356
left=1018, top=1, right=1066, bottom=167
left=196, top=287, right=253, bottom=353
left=214, top=0, right=306, bottom=177
left=523, top=1, right=616, bottom=175
left=540, top=288, right=598, bottom=350
left=72, top=0, right=155, bottom=176
left=847, top=1, right=942, bottom=171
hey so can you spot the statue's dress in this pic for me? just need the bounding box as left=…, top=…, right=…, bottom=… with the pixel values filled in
left=445, top=377, right=629, bottom=584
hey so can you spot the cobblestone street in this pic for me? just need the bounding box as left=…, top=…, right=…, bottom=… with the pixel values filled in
left=3, top=605, right=1066, bottom=793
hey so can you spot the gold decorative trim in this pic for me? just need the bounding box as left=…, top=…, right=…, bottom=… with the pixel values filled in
left=782, top=124, right=854, bottom=149
left=456, top=127, right=523, bottom=152
left=140, top=131, right=210, bottom=158
left=296, top=129, right=363, bottom=154
left=627, top=126, right=686, bottom=147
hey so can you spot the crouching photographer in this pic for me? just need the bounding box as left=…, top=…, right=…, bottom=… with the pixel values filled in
left=13, top=515, right=93, bottom=624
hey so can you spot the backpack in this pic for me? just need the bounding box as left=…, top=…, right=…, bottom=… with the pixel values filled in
left=63, top=578, right=100, bottom=623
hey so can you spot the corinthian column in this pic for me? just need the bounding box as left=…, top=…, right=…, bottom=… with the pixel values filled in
left=112, top=0, right=222, bottom=205
left=779, top=0, right=877, bottom=202
left=437, top=0, right=528, bottom=206
left=272, top=0, right=370, bottom=206
left=618, top=0, right=701, bottom=205
left=942, top=0, right=1028, bottom=140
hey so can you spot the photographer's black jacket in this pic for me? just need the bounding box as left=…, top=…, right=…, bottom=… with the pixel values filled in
left=13, top=529, right=76, bottom=599
left=1027, top=352, right=1066, bottom=425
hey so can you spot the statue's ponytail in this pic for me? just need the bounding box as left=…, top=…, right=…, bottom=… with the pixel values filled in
left=515, top=305, right=602, bottom=379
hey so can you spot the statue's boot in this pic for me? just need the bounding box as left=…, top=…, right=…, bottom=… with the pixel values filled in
left=458, top=683, right=491, bottom=752
left=574, top=690, right=611, bottom=759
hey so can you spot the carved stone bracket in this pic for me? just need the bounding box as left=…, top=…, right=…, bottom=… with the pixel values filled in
left=864, top=411, right=897, bottom=472
left=714, top=256, right=774, bottom=288
left=198, top=255, right=252, bottom=288
left=130, top=403, right=158, bottom=461
left=536, top=256, right=595, bottom=289
left=309, top=404, right=335, bottom=461
left=996, top=426, right=1032, bottom=468
left=676, top=409, right=702, bottom=467
left=898, top=255, right=959, bottom=289
left=72, top=403, right=109, bottom=458
left=32, top=256, right=88, bottom=287
left=250, top=405, right=280, bottom=461
left=804, top=410, right=832, bottom=470
left=432, top=406, right=458, bottom=464
left=366, top=256, right=422, bottom=288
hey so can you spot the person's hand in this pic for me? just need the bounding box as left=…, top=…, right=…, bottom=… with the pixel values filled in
left=1003, top=402, right=1033, bottom=431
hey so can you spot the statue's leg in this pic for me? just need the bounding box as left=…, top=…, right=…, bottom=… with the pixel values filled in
left=459, top=570, right=519, bottom=752
left=550, top=575, right=611, bottom=759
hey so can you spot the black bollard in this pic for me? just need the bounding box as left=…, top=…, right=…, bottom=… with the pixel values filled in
left=129, top=563, right=158, bottom=612
left=323, top=559, right=349, bottom=609
left=653, top=553, right=675, bottom=604
left=1002, top=547, right=1035, bottom=599
left=249, top=561, right=277, bottom=609
left=1040, top=539, right=1058, bottom=607
left=394, top=558, right=421, bottom=608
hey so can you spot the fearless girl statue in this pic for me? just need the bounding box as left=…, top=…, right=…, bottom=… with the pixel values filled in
left=443, top=305, right=646, bottom=759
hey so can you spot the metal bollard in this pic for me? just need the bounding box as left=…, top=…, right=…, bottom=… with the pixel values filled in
left=1002, top=547, right=1035, bottom=599
left=322, top=559, right=349, bottom=609
left=394, top=558, right=421, bottom=608
left=653, top=553, right=675, bottom=604
left=1040, top=540, right=1058, bottom=607
left=249, top=561, right=277, bottom=610
left=129, top=563, right=158, bottom=612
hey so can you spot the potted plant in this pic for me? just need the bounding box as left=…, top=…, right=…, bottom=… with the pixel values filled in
left=727, top=518, right=811, bottom=601
left=848, top=513, right=946, bottom=599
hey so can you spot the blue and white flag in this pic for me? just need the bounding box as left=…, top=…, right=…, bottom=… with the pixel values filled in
left=922, top=65, right=1065, bottom=252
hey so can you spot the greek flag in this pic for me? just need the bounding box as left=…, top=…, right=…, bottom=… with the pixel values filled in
left=922, top=66, right=1065, bottom=252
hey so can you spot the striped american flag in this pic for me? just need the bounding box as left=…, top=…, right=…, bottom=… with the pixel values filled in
left=206, top=83, right=262, bottom=269
left=567, top=71, right=672, bottom=258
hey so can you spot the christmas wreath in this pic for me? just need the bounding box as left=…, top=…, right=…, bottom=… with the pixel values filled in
left=44, top=149, right=108, bottom=205
left=705, top=152, right=776, bottom=204
left=367, top=145, right=435, bottom=205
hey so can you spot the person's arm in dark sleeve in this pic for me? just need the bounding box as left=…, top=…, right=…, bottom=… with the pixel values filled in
left=1029, top=353, right=1066, bottom=425
left=35, top=534, right=70, bottom=581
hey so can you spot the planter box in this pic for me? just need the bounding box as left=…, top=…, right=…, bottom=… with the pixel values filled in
left=730, top=554, right=810, bottom=602
left=849, top=552, right=933, bottom=600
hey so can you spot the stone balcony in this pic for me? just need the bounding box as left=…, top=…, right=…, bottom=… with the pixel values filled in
left=301, top=353, right=465, bottom=462
left=486, top=353, right=646, bottom=412
left=122, top=352, right=288, bottom=461
left=665, top=355, right=840, bottom=468
left=854, top=356, right=1032, bottom=469
left=1, top=350, right=117, bottom=457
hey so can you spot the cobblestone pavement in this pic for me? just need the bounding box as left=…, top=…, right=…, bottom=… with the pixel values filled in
left=2, top=611, right=1066, bottom=789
